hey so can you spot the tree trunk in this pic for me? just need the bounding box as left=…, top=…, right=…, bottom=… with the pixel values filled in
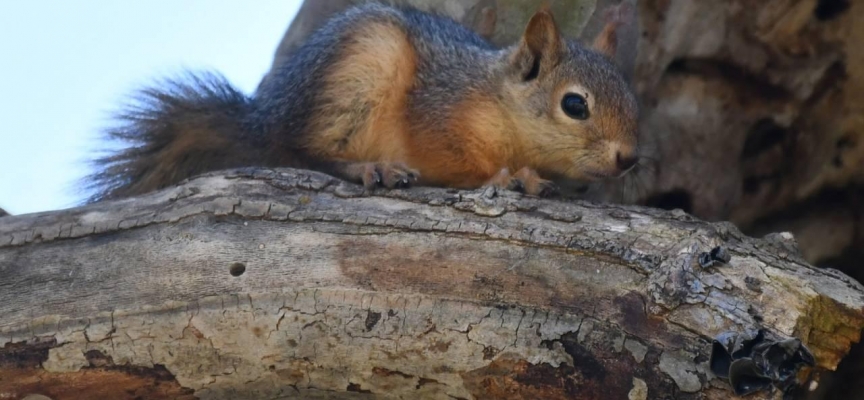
left=1, top=168, right=862, bottom=399
left=629, top=0, right=864, bottom=274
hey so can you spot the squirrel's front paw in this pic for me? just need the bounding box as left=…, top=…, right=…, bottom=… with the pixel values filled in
left=485, top=167, right=558, bottom=197
left=356, top=162, right=420, bottom=189
left=513, top=167, right=558, bottom=197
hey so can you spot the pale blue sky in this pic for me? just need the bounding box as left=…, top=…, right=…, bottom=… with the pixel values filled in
left=0, top=1, right=302, bottom=215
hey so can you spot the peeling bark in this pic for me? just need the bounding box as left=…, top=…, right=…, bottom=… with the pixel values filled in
left=1, top=168, right=863, bottom=399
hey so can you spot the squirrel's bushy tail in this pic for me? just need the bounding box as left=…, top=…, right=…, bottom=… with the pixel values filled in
left=85, top=72, right=264, bottom=203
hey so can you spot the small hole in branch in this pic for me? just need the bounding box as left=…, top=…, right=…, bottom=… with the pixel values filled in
left=229, top=263, right=246, bottom=277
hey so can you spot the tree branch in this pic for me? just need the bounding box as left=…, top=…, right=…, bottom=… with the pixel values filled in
left=1, top=168, right=862, bottom=399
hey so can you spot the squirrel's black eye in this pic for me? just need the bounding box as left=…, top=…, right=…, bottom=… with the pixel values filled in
left=561, top=93, right=590, bottom=120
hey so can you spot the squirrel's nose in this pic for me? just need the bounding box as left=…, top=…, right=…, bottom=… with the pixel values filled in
left=616, top=151, right=638, bottom=172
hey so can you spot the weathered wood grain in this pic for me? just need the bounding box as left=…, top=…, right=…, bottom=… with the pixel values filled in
left=1, top=168, right=862, bottom=399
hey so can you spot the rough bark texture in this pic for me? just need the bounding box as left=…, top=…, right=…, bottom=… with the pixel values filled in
left=2, top=168, right=863, bottom=399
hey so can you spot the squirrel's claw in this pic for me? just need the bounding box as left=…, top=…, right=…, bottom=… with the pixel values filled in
left=513, top=167, right=555, bottom=197
left=379, top=162, right=420, bottom=189
left=358, top=164, right=381, bottom=189
left=509, top=179, right=525, bottom=193
left=484, top=167, right=557, bottom=198
left=534, top=180, right=559, bottom=198
left=354, top=162, right=420, bottom=189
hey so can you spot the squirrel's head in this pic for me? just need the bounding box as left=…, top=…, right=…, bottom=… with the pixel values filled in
left=500, top=5, right=639, bottom=182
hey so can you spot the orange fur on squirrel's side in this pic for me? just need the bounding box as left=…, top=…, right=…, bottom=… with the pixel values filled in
left=306, top=21, right=416, bottom=165
left=409, top=91, right=512, bottom=189
left=304, top=20, right=517, bottom=190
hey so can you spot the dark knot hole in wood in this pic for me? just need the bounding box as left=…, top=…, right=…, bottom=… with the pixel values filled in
left=229, top=263, right=246, bottom=277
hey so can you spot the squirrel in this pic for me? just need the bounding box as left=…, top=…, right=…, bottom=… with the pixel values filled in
left=85, top=3, right=639, bottom=202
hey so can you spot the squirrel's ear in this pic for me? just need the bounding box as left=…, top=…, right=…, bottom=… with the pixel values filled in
left=592, top=3, right=633, bottom=58
left=510, top=5, right=563, bottom=81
